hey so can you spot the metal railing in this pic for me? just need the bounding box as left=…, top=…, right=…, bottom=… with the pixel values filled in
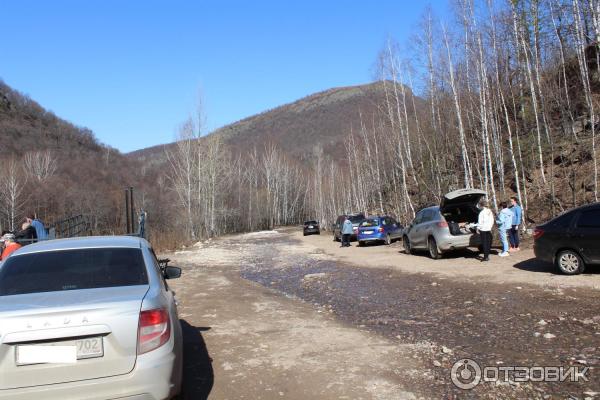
left=49, top=215, right=93, bottom=239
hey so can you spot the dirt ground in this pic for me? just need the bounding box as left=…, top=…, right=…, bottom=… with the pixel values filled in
left=297, top=230, right=600, bottom=290
left=167, top=228, right=600, bottom=399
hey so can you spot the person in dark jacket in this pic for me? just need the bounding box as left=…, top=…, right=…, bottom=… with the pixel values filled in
left=26, top=213, right=48, bottom=241
left=15, top=221, right=37, bottom=245
left=509, top=197, right=522, bottom=252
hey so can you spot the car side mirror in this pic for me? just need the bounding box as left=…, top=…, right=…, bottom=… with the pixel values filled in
left=164, top=266, right=182, bottom=279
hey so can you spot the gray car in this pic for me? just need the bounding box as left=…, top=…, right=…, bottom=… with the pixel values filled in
left=0, top=236, right=183, bottom=400
left=403, top=189, right=486, bottom=259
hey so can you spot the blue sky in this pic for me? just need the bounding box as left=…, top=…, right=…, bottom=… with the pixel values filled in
left=0, top=1, right=450, bottom=153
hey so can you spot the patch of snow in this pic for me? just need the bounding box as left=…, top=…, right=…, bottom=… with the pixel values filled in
left=242, top=230, right=280, bottom=238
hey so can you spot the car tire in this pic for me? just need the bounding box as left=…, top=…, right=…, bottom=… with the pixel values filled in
left=358, top=240, right=365, bottom=247
left=403, top=236, right=413, bottom=255
left=428, top=237, right=442, bottom=260
left=555, top=250, right=585, bottom=275
left=385, top=234, right=391, bottom=245
left=303, top=232, right=307, bottom=236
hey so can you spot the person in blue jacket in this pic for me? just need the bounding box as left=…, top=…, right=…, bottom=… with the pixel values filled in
left=509, top=197, right=522, bottom=252
left=341, top=216, right=353, bottom=248
left=26, top=213, right=48, bottom=241
left=496, top=202, right=513, bottom=257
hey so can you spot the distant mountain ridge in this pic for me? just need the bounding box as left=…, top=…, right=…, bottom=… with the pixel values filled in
left=129, top=81, right=408, bottom=163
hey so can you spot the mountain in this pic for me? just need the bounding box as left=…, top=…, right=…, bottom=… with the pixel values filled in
left=0, top=81, right=104, bottom=158
left=0, top=80, right=142, bottom=232
left=129, top=81, right=404, bottom=163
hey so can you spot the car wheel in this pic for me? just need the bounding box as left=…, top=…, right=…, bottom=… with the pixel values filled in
left=358, top=241, right=365, bottom=247
left=556, top=250, right=584, bottom=275
left=303, top=232, right=307, bottom=236
left=403, top=236, right=412, bottom=255
left=384, top=234, right=391, bottom=245
left=428, top=237, right=442, bottom=259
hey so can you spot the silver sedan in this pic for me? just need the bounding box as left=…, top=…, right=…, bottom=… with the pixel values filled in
left=0, top=236, right=183, bottom=400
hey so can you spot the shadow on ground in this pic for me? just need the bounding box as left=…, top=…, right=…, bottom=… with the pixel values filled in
left=179, top=320, right=214, bottom=400
left=514, top=257, right=600, bottom=274
left=396, top=247, right=501, bottom=260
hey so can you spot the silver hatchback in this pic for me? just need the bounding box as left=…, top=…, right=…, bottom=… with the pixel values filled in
left=0, top=236, right=183, bottom=400
left=403, top=189, right=486, bottom=259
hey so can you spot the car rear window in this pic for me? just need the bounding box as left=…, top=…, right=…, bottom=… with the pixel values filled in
left=305, top=221, right=318, bottom=225
left=349, top=215, right=365, bottom=223
left=549, top=210, right=575, bottom=229
left=361, top=218, right=380, bottom=227
left=577, top=209, right=600, bottom=228
left=0, top=248, right=148, bottom=296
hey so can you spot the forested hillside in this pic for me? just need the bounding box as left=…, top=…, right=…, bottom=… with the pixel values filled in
left=135, top=0, right=600, bottom=244
left=3, top=0, right=600, bottom=249
left=0, top=80, right=143, bottom=233
left=130, top=82, right=396, bottom=164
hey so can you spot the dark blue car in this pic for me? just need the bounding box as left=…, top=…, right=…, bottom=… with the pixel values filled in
left=357, top=216, right=403, bottom=246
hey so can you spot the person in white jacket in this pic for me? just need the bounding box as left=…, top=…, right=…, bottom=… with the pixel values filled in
left=475, top=198, right=494, bottom=262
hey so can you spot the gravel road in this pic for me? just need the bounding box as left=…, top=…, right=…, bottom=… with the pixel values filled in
left=168, top=228, right=600, bottom=399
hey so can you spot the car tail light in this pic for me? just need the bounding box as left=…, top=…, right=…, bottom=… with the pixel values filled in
left=533, top=227, right=544, bottom=240
left=437, top=221, right=448, bottom=228
left=138, top=308, right=170, bottom=354
left=378, top=227, right=384, bottom=233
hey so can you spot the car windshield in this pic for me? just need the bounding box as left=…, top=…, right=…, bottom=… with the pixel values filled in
left=305, top=221, right=317, bottom=225
left=0, top=248, right=148, bottom=296
left=361, top=218, right=380, bottom=227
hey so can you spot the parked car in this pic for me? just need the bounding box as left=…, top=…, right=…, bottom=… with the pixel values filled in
left=534, top=202, right=600, bottom=275
left=303, top=220, right=320, bottom=236
left=0, top=236, right=183, bottom=400
left=403, top=189, right=485, bottom=259
left=333, top=213, right=365, bottom=242
left=357, top=216, right=403, bottom=246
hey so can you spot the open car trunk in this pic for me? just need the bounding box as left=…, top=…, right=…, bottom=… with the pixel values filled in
left=440, top=189, right=487, bottom=236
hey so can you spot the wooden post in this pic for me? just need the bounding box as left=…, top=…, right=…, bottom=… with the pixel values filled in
left=125, top=188, right=131, bottom=234
left=129, top=187, right=135, bottom=234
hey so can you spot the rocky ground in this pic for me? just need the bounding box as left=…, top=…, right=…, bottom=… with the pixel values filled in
left=167, top=228, right=600, bottom=399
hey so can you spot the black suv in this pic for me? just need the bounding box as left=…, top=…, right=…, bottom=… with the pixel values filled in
left=332, top=213, right=365, bottom=242
left=534, top=203, right=600, bottom=274
left=303, top=220, right=320, bottom=236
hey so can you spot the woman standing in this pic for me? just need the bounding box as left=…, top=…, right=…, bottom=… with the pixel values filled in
left=496, top=202, right=514, bottom=257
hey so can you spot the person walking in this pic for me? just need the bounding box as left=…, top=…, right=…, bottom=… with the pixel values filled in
left=1, top=233, right=22, bottom=260
left=474, top=198, right=494, bottom=262
left=509, top=197, right=522, bottom=251
left=26, top=213, right=48, bottom=241
left=496, top=202, right=514, bottom=257
left=341, top=216, right=353, bottom=248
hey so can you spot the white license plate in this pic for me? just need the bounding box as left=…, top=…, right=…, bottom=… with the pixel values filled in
left=16, top=337, right=103, bottom=365
left=76, top=337, right=103, bottom=359
left=364, top=230, right=373, bottom=234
